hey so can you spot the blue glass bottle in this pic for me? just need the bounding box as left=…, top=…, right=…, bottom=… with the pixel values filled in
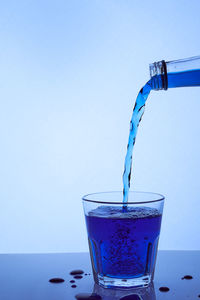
left=150, top=56, right=200, bottom=90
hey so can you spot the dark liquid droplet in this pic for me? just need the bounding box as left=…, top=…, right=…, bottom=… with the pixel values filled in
left=182, top=275, right=193, bottom=280
left=120, top=295, right=141, bottom=300
left=70, top=269, right=84, bottom=275
left=49, top=278, right=65, bottom=283
left=74, top=275, right=83, bottom=279
left=71, top=284, right=77, bottom=288
left=75, top=293, right=102, bottom=300
left=198, top=295, right=200, bottom=298
left=70, top=280, right=75, bottom=283
left=159, top=287, right=170, bottom=292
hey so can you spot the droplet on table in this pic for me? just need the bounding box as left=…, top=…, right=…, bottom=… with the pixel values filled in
left=181, top=275, right=193, bottom=280
left=75, top=293, right=102, bottom=300
left=70, top=270, right=84, bottom=275
left=159, top=287, right=170, bottom=292
left=49, top=278, right=65, bottom=283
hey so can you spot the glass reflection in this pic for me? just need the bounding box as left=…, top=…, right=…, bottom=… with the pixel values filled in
left=92, top=282, right=156, bottom=300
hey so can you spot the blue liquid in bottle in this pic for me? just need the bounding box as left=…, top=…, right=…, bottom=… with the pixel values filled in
left=168, top=69, right=200, bottom=88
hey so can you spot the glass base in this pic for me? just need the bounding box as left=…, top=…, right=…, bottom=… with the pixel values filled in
left=97, top=274, right=152, bottom=289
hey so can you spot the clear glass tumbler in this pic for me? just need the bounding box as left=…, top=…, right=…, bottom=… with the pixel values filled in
left=82, top=191, right=164, bottom=289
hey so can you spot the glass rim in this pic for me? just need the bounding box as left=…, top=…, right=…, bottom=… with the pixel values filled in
left=82, top=191, right=165, bottom=205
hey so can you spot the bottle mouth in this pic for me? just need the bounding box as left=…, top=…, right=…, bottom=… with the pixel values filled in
left=149, top=60, right=168, bottom=90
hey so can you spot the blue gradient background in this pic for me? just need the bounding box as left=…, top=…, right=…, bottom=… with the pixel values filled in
left=0, top=0, right=200, bottom=253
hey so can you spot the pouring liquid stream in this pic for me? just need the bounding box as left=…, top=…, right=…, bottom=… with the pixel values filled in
left=123, top=68, right=200, bottom=208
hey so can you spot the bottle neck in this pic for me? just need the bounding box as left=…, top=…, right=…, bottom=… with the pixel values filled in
left=149, top=60, right=168, bottom=90
left=150, top=55, right=200, bottom=90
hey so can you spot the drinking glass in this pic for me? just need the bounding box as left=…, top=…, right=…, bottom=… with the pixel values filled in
left=82, top=191, right=164, bottom=288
